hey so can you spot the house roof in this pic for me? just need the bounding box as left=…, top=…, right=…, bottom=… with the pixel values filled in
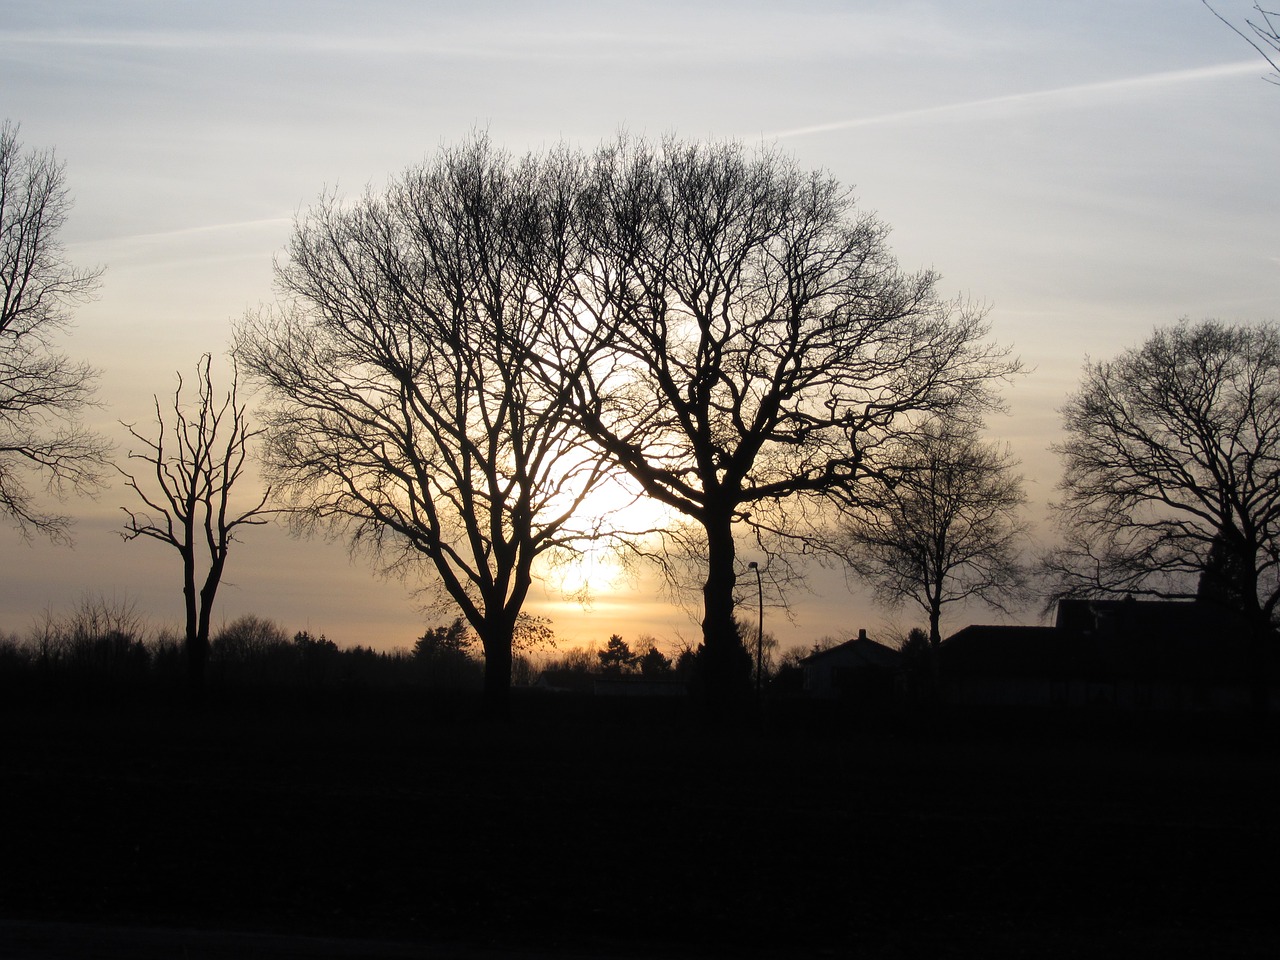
left=941, top=603, right=1256, bottom=681
left=939, top=624, right=1081, bottom=679
left=800, top=635, right=900, bottom=670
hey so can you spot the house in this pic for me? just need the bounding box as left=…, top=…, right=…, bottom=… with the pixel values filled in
left=800, top=629, right=901, bottom=701
left=938, top=624, right=1081, bottom=708
left=939, top=598, right=1261, bottom=711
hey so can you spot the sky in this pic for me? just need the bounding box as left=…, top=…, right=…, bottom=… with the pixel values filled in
left=1, top=0, right=1277, bottom=655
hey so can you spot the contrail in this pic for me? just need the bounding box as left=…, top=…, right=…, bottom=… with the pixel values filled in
left=770, top=61, right=1263, bottom=139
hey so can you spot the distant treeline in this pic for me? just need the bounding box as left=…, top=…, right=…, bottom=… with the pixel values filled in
left=0, top=596, right=743, bottom=693
left=0, top=597, right=820, bottom=700
left=0, top=597, right=506, bottom=691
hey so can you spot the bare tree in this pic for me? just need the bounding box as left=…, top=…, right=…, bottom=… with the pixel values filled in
left=843, top=416, right=1031, bottom=650
left=235, top=137, right=614, bottom=715
left=119, top=355, right=274, bottom=691
left=0, top=120, right=109, bottom=541
left=1046, top=320, right=1280, bottom=703
left=554, top=136, right=1019, bottom=702
left=1204, top=2, right=1280, bottom=83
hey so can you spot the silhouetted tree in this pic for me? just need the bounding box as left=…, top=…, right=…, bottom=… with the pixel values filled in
left=895, top=626, right=934, bottom=700
left=414, top=617, right=473, bottom=661
left=413, top=616, right=479, bottom=688
left=1197, top=527, right=1254, bottom=613
left=638, top=642, right=674, bottom=678
left=598, top=634, right=639, bottom=676
left=1046, top=319, right=1280, bottom=705
left=119, top=355, right=274, bottom=691
left=673, top=645, right=699, bottom=682
left=552, top=135, right=1018, bottom=705
left=292, top=630, right=339, bottom=682
left=1204, top=2, right=1280, bottom=83
left=236, top=137, right=611, bottom=717
left=0, top=120, right=109, bottom=541
left=210, top=613, right=290, bottom=683
left=843, top=416, right=1030, bottom=649
left=293, top=630, right=338, bottom=655
left=211, top=613, right=290, bottom=659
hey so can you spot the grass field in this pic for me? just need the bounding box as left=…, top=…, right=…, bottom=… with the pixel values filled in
left=2, top=685, right=1277, bottom=958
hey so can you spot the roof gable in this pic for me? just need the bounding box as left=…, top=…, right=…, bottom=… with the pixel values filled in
left=801, top=635, right=900, bottom=669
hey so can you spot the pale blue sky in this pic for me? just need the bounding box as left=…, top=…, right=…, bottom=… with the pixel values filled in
left=2, top=1, right=1276, bottom=651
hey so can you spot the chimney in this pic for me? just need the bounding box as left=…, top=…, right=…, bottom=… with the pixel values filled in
left=857, top=628, right=867, bottom=641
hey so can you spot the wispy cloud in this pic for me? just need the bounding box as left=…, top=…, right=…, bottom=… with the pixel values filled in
left=110, top=217, right=292, bottom=245
left=67, top=217, right=292, bottom=262
left=0, top=27, right=661, bottom=59
left=770, top=61, right=1264, bottom=139
left=0, top=5, right=990, bottom=66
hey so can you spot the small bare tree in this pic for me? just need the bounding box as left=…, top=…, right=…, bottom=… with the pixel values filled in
left=843, top=417, right=1031, bottom=650
left=1, top=120, right=109, bottom=541
left=119, top=355, right=273, bottom=690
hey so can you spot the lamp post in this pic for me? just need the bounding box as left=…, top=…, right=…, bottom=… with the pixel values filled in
left=748, top=561, right=763, bottom=699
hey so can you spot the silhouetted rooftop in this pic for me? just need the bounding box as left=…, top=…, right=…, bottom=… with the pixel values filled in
left=800, top=634, right=900, bottom=670
left=942, top=602, right=1259, bottom=682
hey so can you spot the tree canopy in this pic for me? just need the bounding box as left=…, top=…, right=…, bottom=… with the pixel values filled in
left=236, top=137, right=610, bottom=713
left=552, top=136, right=1019, bottom=700
left=1047, top=319, right=1280, bottom=645
left=0, top=120, right=108, bottom=541
left=238, top=134, right=1018, bottom=709
left=844, top=416, right=1030, bottom=648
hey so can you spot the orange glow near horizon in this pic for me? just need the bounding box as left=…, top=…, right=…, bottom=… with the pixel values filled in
left=523, top=468, right=694, bottom=650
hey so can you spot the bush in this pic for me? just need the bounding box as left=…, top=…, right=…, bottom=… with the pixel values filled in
left=211, top=614, right=293, bottom=684
left=20, top=594, right=152, bottom=684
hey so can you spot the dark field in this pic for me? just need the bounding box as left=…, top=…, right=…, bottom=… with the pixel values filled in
left=2, top=686, right=1278, bottom=959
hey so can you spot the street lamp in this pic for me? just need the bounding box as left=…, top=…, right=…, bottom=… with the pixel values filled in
left=748, top=561, right=763, bottom=699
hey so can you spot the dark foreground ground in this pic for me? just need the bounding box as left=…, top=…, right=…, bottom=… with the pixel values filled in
left=1, top=684, right=1277, bottom=959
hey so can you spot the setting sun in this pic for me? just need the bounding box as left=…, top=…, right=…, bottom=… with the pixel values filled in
left=541, top=473, right=675, bottom=603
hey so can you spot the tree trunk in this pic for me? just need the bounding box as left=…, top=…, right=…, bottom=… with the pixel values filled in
left=928, top=605, right=942, bottom=649
left=1247, top=616, right=1272, bottom=716
left=187, top=633, right=210, bottom=696
left=181, top=547, right=205, bottom=694
left=927, top=602, right=943, bottom=702
left=700, top=509, right=750, bottom=708
left=1233, top=556, right=1271, bottom=715
left=479, top=626, right=514, bottom=720
left=476, top=599, right=514, bottom=716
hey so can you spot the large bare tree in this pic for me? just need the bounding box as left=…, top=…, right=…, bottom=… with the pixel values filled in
left=0, top=120, right=109, bottom=541
left=555, top=137, right=1019, bottom=702
left=119, top=355, right=274, bottom=691
left=235, top=138, right=615, bottom=714
left=843, top=416, right=1030, bottom=650
left=1046, top=320, right=1280, bottom=702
